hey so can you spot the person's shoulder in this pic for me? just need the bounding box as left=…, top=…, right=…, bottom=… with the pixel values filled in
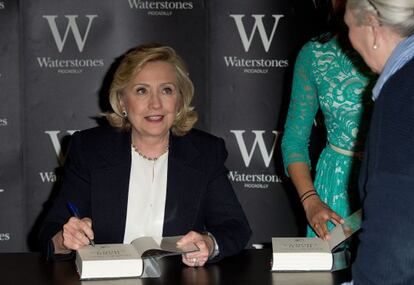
left=400, top=56, right=414, bottom=74
left=301, top=39, right=319, bottom=51
left=77, top=125, right=122, bottom=138
left=298, top=40, right=316, bottom=56
left=69, top=125, right=129, bottom=165
left=299, top=35, right=334, bottom=52
left=183, top=128, right=223, bottom=145
left=176, top=129, right=225, bottom=156
left=387, top=57, right=414, bottom=89
left=309, top=36, right=340, bottom=51
left=177, top=129, right=227, bottom=166
left=73, top=125, right=127, bottom=147
left=296, top=38, right=325, bottom=63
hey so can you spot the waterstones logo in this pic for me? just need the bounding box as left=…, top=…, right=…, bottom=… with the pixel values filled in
left=0, top=118, right=7, bottom=126
left=128, top=0, right=194, bottom=16
left=38, top=15, right=104, bottom=74
left=0, top=233, right=10, bottom=241
left=228, top=130, right=283, bottom=189
left=46, top=130, right=78, bottom=165
left=39, top=172, right=58, bottom=183
left=231, top=130, right=280, bottom=168
left=228, top=171, right=282, bottom=189
left=36, top=58, right=104, bottom=73
left=225, top=14, right=288, bottom=74
left=39, top=130, right=78, bottom=183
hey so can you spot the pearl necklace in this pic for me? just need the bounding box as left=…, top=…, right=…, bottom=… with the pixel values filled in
left=131, top=144, right=169, bottom=161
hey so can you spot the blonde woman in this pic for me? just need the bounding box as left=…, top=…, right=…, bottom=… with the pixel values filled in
left=39, top=44, right=251, bottom=267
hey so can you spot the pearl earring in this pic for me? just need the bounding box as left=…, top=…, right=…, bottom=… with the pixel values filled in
left=122, top=110, right=128, bottom=117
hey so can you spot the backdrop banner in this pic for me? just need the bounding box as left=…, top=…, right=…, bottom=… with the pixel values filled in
left=1, top=0, right=317, bottom=251
left=0, top=0, right=24, bottom=251
left=208, top=0, right=312, bottom=244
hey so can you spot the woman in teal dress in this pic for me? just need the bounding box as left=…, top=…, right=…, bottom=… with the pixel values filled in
left=281, top=0, right=375, bottom=239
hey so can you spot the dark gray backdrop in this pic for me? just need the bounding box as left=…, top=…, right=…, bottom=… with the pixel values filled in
left=0, top=0, right=318, bottom=252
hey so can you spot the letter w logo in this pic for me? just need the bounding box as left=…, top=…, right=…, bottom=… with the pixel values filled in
left=45, top=130, right=78, bottom=165
left=231, top=130, right=280, bottom=167
left=229, top=14, right=284, bottom=52
left=43, top=15, right=98, bottom=53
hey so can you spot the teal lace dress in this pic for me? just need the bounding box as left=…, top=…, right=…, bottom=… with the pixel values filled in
left=281, top=37, right=375, bottom=237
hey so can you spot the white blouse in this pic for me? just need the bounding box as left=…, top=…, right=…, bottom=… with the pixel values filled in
left=123, top=146, right=168, bottom=244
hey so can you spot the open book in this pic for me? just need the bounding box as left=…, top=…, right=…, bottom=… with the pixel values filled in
left=271, top=209, right=362, bottom=271
left=75, top=236, right=199, bottom=279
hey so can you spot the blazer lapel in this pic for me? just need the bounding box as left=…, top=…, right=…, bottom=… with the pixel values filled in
left=163, top=133, right=207, bottom=236
left=92, top=128, right=131, bottom=243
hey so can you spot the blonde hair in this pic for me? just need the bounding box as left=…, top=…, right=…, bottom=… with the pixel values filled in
left=347, top=0, right=414, bottom=37
left=105, top=43, right=198, bottom=136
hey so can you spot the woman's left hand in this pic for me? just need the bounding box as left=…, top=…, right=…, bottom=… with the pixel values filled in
left=178, top=231, right=214, bottom=267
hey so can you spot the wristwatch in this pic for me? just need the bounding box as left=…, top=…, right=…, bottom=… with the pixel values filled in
left=204, top=231, right=219, bottom=259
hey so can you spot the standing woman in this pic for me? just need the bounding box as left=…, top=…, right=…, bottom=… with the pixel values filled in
left=344, top=1, right=414, bottom=284
left=282, top=0, right=375, bottom=240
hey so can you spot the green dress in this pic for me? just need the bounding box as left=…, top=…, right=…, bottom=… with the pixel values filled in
left=281, top=37, right=375, bottom=237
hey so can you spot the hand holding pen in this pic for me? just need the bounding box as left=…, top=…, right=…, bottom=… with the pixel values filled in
left=66, top=202, right=95, bottom=247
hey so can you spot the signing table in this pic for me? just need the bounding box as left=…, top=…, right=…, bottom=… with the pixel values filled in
left=0, top=249, right=351, bottom=285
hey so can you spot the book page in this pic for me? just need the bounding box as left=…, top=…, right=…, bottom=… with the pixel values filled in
left=160, top=236, right=199, bottom=253
left=328, top=209, right=362, bottom=251
left=131, top=237, right=161, bottom=256
left=131, top=236, right=199, bottom=257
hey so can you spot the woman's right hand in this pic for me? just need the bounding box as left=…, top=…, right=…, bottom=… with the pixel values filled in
left=52, top=217, right=94, bottom=253
left=302, top=195, right=344, bottom=240
left=286, top=163, right=345, bottom=239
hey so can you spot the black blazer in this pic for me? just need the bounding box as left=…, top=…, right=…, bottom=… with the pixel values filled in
left=39, top=126, right=251, bottom=261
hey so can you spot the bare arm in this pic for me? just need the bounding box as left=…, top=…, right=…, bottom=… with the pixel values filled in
left=288, top=162, right=344, bottom=240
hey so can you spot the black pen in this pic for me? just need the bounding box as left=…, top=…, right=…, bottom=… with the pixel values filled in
left=67, top=202, right=95, bottom=247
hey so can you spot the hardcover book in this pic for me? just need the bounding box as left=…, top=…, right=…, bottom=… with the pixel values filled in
left=75, top=235, right=199, bottom=279
left=271, top=209, right=362, bottom=271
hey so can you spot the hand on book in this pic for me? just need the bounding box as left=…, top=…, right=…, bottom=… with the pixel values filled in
left=303, top=197, right=344, bottom=240
left=53, top=217, right=94, bottom=253
left=177, top=231, right=213, bottom=267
